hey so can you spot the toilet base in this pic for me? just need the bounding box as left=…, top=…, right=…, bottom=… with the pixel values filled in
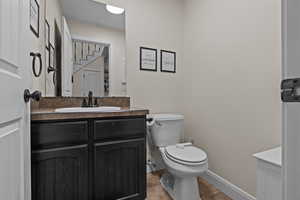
left=160, top=172, right=201, bottom=200
left=160, top=173, right=176, bottom=199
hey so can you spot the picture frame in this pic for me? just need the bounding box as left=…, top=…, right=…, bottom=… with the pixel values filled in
left=30, top=0, right=40, bottom=38
left=160, top=50, right=176, bottom=73
left=140, top=47, right=157, bottom=71
left=45, top=20, right=50, bottom=49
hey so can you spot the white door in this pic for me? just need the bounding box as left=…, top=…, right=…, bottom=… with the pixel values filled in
left=282, top=0, right=300, bottom=199
left=82, top=70, right=103, bottom=97
left=62, top=17, right=73, bottom=96
left=0, top=0, right=32, bottom=200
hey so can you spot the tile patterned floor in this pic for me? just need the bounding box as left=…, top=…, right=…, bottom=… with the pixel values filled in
left=147, top=171, right=232, bottom=200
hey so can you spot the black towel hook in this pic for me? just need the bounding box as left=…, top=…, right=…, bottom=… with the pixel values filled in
left=30, top=52, right=42, bottom=77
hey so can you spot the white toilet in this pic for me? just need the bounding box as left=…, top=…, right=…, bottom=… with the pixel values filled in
left=147, top=114, right=208, bottom=200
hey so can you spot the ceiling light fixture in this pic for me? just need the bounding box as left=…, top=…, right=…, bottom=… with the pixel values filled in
left=106, top=5, right=124, bottom=15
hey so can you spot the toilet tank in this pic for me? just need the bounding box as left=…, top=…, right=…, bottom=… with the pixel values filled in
left=148, top=114, right=184, bottom=147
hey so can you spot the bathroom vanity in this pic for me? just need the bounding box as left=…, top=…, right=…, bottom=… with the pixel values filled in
left=31, top=98, right=148, bottom=200
left=27, top=0, right=141, bottom=198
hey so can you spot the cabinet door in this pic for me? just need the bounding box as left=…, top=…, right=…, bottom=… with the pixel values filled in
left=31, top=145, right=88, bottom=200
left=94, top=138, right=146, bottom=200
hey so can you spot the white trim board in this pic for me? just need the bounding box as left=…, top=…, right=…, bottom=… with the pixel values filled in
left=72, top=34, right=110, bottom=47
left=200, top=170, right=256, bottom=200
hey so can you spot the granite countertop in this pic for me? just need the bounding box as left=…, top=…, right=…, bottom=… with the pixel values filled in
left=30, top=97, right=149, bottom=121
left=253, top=146, right=282, bottom=167
left=31, top=107, right=149, bottom=121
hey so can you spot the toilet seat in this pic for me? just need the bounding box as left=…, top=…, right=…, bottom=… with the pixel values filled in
left=165, top=143, right=207, bottom=166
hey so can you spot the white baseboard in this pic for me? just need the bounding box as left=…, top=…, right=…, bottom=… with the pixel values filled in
left=200, top=170, right=256, bottom=200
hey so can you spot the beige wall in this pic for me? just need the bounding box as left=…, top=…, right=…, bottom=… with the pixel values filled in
left=30, top=0, right=46, bottom=95
left=125, top=0, right=184, bottom=113
left=34, top=0, right=184, bottom=108
left=67, top=19, right=126, bottom=96
left=182, top=0, right=281, bottom=196
left=31, top=0, right=65, bottom=96
left=31, top=0, right=62, bottom=96
left=45, top=0, right=62, bottom=45
left=45, top=0, right=63, bottom=96
left=100, top=0, right=185, bottom=113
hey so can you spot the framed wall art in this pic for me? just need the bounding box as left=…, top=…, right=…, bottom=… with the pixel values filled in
left=160, top=50, right=176, bottom=73
left=30, top=0, right=40, bottom=38
left=140, top=47, right=157, bottom=71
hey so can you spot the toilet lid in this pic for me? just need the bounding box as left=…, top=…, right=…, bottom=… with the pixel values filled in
left=165, top=144, right=207, bottom=165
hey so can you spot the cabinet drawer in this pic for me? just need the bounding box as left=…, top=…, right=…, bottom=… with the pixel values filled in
left=94, top=118, right=146, bottom=141
left=31, top=121, right=88, bottom=149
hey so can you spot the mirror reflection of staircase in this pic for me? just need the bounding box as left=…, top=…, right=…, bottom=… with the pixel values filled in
left=72, top=39, right=110, bottom=96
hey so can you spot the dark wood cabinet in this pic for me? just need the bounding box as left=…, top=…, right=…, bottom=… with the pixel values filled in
left=94, top=118, right=146, bottom=141
left=94, top=138, right=146, bottom=200
left=31, top=117, right=146, bottom=200
left=31, top=121, right=88, bottom=150
left=31, top=145, right=88, bottom=200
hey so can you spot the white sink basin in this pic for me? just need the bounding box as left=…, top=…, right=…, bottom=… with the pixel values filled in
left=55, top=106, right=122, bottom=113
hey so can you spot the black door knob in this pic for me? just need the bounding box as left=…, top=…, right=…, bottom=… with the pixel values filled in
left=24, top=89, right=42, bottom=103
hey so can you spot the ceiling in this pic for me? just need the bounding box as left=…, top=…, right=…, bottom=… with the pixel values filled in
left=59, top=0, right=125, bottom=31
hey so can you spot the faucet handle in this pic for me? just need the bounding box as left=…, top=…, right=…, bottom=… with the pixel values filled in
left=81, top=99, right=88, bottom=107
left=94, top=98, right=99, bottom=107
